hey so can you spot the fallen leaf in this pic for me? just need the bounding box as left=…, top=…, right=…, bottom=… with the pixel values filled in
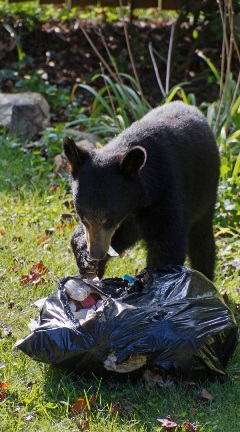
left=144, top=369, right=173, bottom=389
left=22, top=412, right=35, bottom=421
left=70, top=395, right=95, bottom=417
left=221, top=291, right=230, bottom=305
left=61, top=212, right=75, bottom=221
left=20, top=275, right=31, bottom=285
left=181, top=381, right=197, bottom=389
left=30, top=272, right=41, bottom=285
left=14, top=257, right=24, bottom=266
left=198, top=388, right=214, bottom=403
left=45, top=228, right=56, bottom=236
left=110, top=404, right=120, bottom=415
left=233, top=374, right=240, bottom=380
left=36, top=234, right=50, bottom=246
left=8, top=300, right=14, bottom=309
left=30, top=261, right=49, bottom=275
left=50, top=183, right=60, bottom=193
left=0, top=382, right=9, bottom=401
left=157, top=417, right=179, bottom=430
left=20, top=262, right=49, bottom=286
left=12, top=235, right=23, bottom=242
left=8, top=266, right=18, bottom=273
left=70, top=398, right=87, bottom=417
left=183, top=421, right=197, bottom=431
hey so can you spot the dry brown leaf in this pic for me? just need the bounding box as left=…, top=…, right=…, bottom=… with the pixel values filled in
left=110, top=404, right=121, bottom=415
left=8, top=300, right=14, bottom=309
left=70, top=395, right=95, bottom=418
left=181, top=381, right=197, bottom=389
left=0, top=382, right=9, bottom=401
left=36, top=234, right=50, bottom=246
left=30, top=261, right=49, bottom=275
left=61, top=212, right=75, bottom=221
left=30, top=272, right=41, bottom=285
left=22, top=413, right=35, bottom=421
left=8, top=266, right=18, bottom=273
left=55, top=225, right=64, bottom=232
left=183, top=421, right=197, bottom=431
left=45, top=228, right=56, bottom=236
left=157, top=417, right=179, bottom=430
left=144, top=369, right=173, bottom=389
left=20, top=261, right=49, bottom=286
left=198, top=388, right=214, bottom=403
left=20, top=275, right=31, bottom=285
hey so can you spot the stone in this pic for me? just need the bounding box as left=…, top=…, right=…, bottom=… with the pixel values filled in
left=0, top=92, right=50, bottom=139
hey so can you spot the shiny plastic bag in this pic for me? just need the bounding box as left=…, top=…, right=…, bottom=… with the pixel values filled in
left=15, top=266, right=238, bottom=379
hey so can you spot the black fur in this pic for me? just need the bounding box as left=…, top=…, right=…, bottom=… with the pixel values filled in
left=63, top=102, right=220, bottom=280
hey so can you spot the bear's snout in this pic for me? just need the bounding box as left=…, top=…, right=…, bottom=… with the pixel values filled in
left=84, top=225, right=112, bottom=261
left=89, top=248, right=106, bottom=261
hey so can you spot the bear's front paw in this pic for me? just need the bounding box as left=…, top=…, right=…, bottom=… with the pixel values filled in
left=79, top=258, right=99, bottom=280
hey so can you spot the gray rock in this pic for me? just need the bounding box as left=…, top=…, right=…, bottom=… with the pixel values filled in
left=0, top=92, right=50, bottom=139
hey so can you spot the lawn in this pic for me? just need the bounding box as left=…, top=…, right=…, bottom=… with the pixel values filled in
left=0, top=2, right=240, bottom=430
left=0, top=127, right=239, bottom=432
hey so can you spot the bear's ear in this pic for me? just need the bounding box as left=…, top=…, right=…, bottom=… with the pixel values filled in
left=118, top=146, right=147, bottom=179
left=63, top=137, right=89, bottom=178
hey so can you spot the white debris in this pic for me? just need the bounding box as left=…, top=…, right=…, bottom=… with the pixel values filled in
left=104, top=352, right=147, bottom=373
left=64, top=279, right=91, bottom=301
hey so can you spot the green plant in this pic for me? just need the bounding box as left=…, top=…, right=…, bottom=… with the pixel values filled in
left=72, top=73, right=150, bottom=134
left=2, top=23, right=23, bottom=61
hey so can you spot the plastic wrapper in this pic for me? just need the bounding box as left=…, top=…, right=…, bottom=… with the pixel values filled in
left=15, top=266, right=238, bottom=379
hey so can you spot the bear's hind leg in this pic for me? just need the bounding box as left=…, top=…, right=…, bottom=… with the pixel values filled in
left=188, top=210, right=216, bottom=281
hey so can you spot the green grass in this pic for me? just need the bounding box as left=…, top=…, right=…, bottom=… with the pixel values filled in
left=0, top=134, right=240, bottom=432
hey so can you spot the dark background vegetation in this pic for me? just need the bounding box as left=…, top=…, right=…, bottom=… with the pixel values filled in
left=1, top=1, right=239, bottom=121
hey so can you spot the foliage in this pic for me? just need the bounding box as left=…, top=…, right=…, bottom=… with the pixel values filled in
left=0, top=133, right=240, bottom=432
left=0, top=1, right=176, bottom=23
left=0, top=2, right=240, bottom=431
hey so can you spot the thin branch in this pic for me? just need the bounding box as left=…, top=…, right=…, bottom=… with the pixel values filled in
left=94, top=27, right=126, bottom=88
left=118, top=0, right=143, bottom=96
left=100, top=62, right=118, bottom=124
left=149, top=42, right=166, bottom=97
left=166, top=23, right=175, bottom=94
left=151, top=46, right=167, bottom=65
left=79, top=24, right=120, bottom=85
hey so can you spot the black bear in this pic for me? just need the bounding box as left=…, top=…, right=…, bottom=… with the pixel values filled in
left=63, top=101, right=220, bottom=281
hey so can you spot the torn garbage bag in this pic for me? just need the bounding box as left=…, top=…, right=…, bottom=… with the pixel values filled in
left=15, top=266, right=238, bottom=379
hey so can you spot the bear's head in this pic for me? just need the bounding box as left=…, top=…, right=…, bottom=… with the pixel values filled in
left=63, top=137, right=147, bottom=261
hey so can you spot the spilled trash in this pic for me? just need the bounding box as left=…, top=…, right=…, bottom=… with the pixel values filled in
left=16, top=266, right=238, bottom=379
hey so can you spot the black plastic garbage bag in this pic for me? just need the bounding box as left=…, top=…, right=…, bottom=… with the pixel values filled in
left=15, top=266, right=238, bottom=379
